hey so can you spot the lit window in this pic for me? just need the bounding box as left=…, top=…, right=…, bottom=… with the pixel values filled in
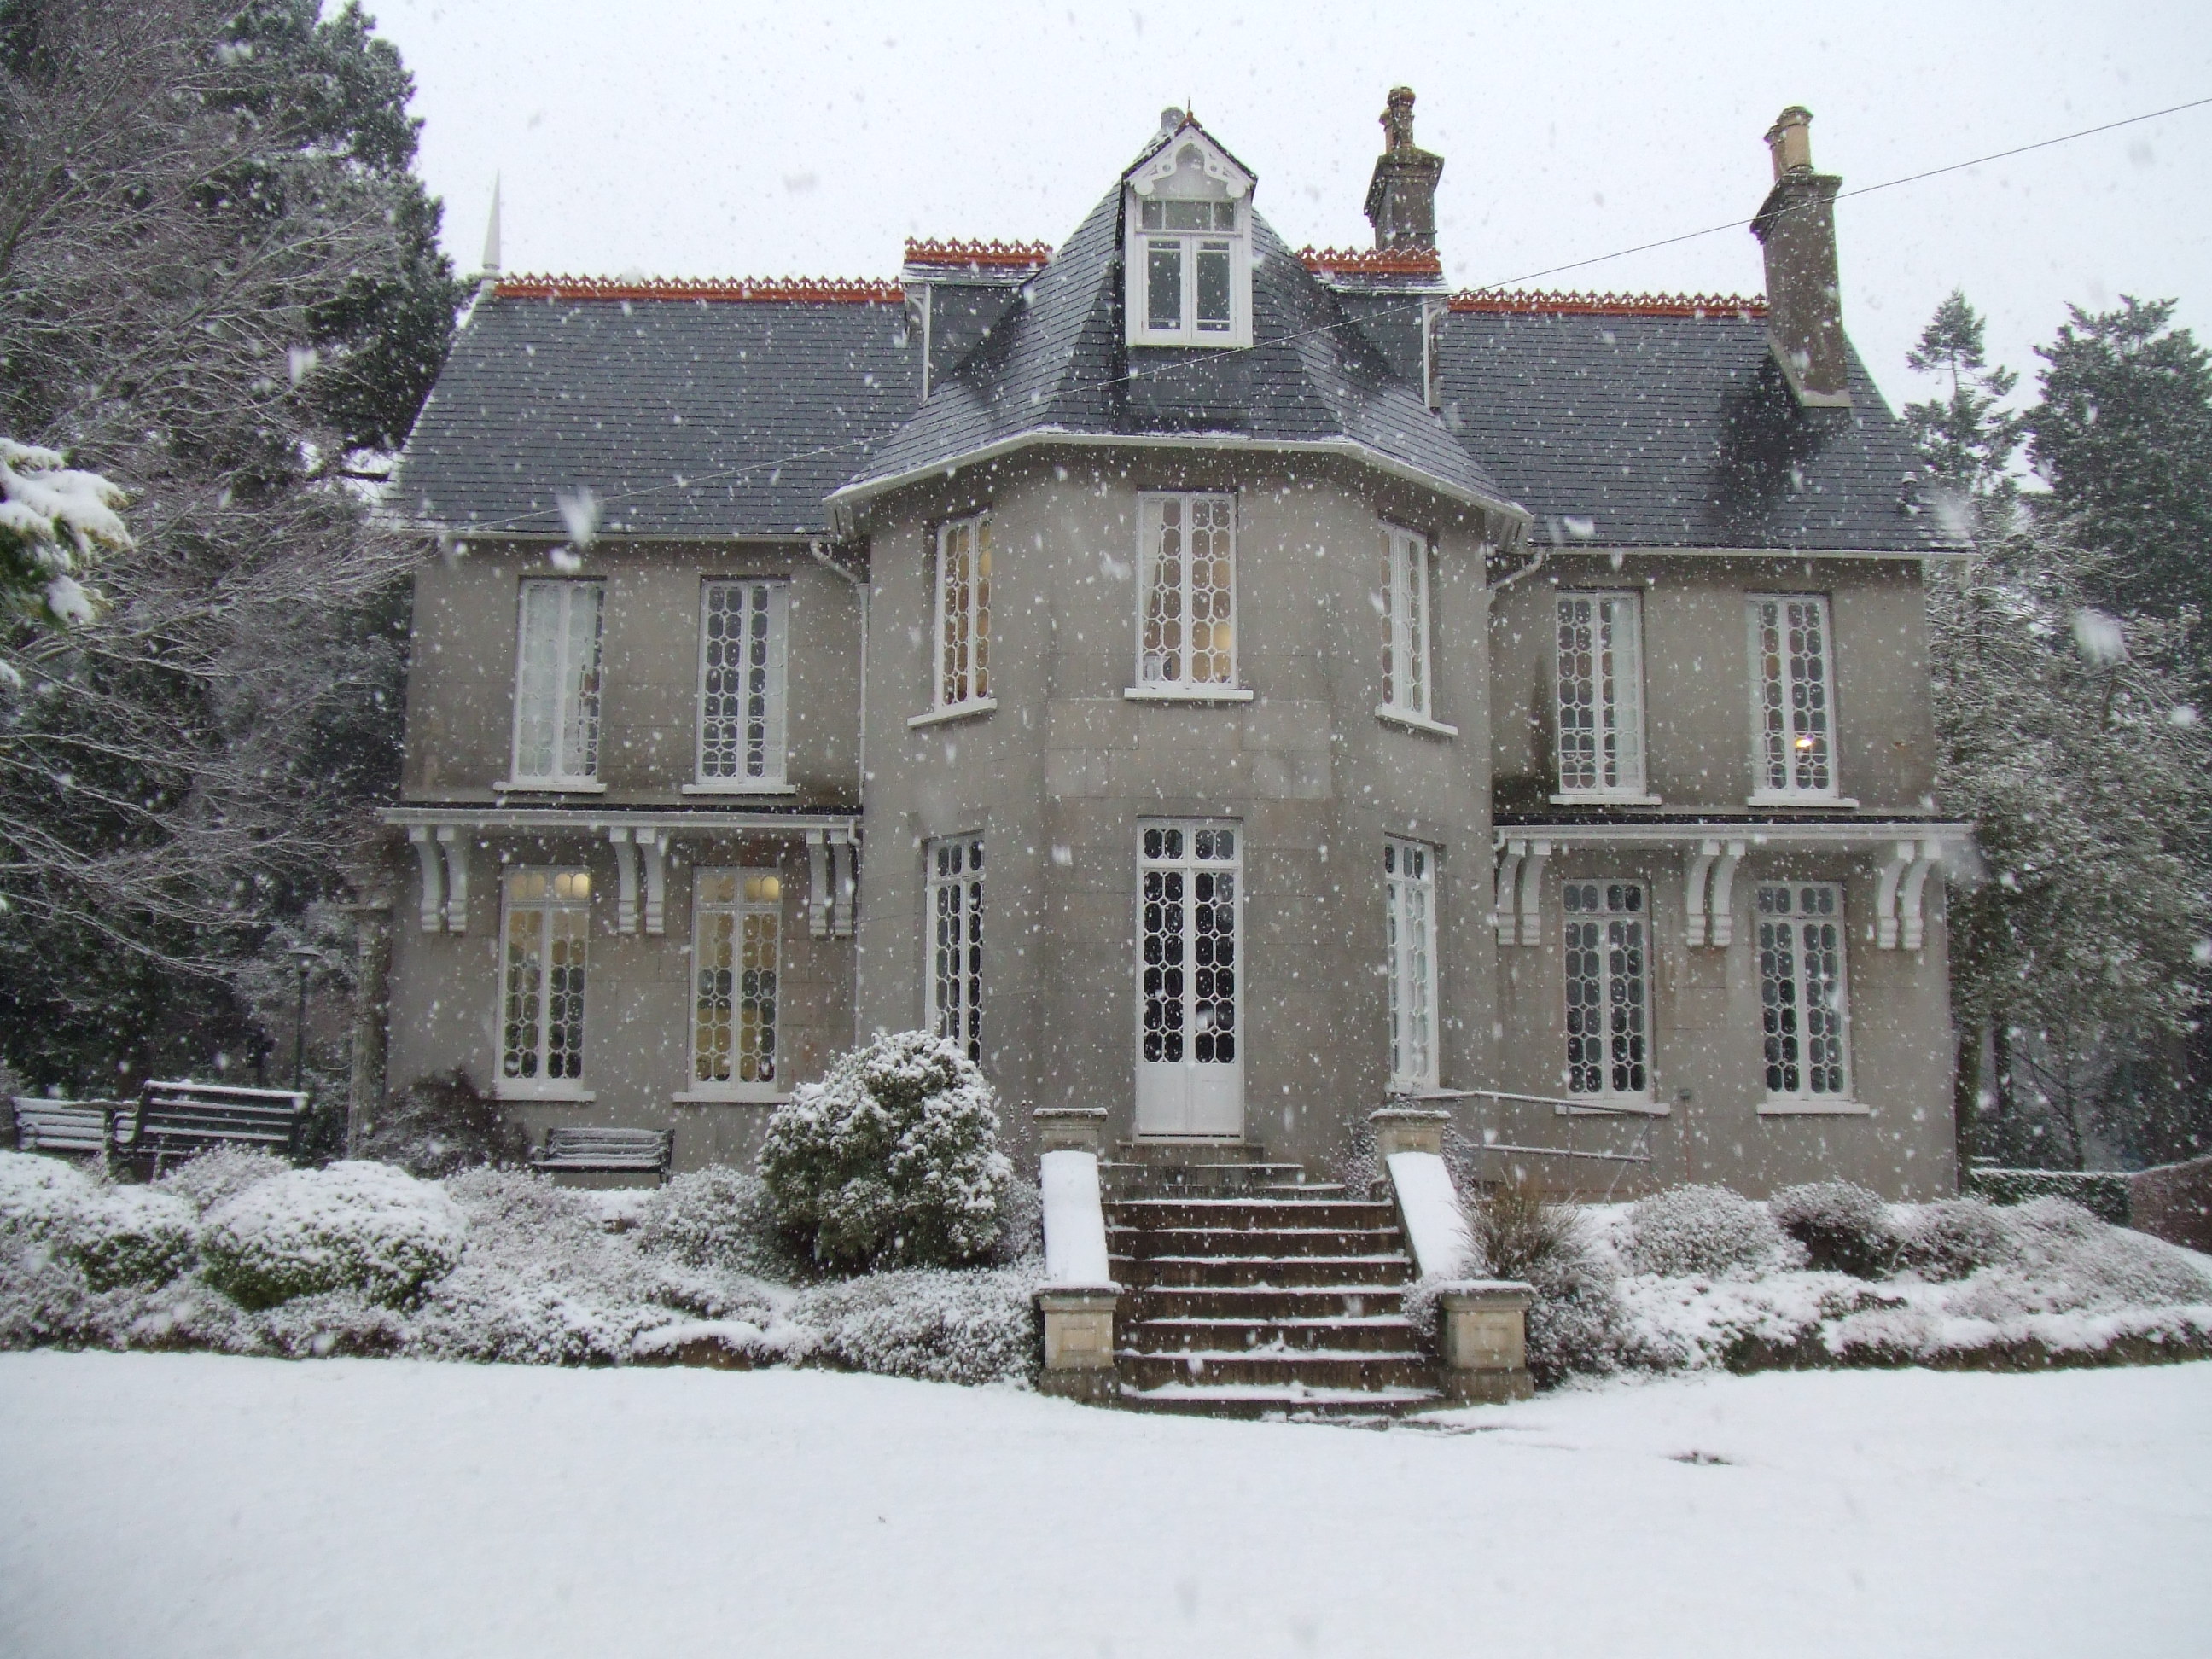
left=500, top=868, right=590, bottom=1089
left=935, top=514, right=992, bottom=711
left=1749, top=595, right=1837, bottom=800
left=1125, top=139, right=1253, bottom=348
left=1380, top=526, right=1435, bottom=721
left=1385, top=839, right=1438, bottom=1091
left=1138, top=492, right=1237, bottom=688
left=1756, top=882, right=1850, bottom=1099
left=692, top=869, right=781, bottom=1094
left=1563, top=881, right=1649, bottom=1098
left=927, top=835, right=983, bottom=1062
left=1556, top=591, right=1646, bottom=797
left=510, top=580, right=604, bottom=785
left=697, top=581, right=787, bottom=786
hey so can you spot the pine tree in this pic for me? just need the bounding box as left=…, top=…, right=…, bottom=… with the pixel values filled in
left=1904, top=289, right=2024, bottom=530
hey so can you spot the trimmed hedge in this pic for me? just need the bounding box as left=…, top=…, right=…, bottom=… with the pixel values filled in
left=1966, top=1167, right=2131, bottom=1226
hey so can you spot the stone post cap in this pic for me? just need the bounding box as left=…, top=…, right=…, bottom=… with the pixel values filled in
left=1436, top=1279, right=1534, bottom=1307
left=1033, top=1106, right=1108, bottom=1121
left=1034, top=1285, right=1121, bottom=1309
left=1369, top=1104, right=1451, bottom=1122
left=1034, top=1105, right=1108, bottom=1152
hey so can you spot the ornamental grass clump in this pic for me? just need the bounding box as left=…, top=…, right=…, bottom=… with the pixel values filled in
left=1769, top=1181, right=1895, bottom=1278
left=759, top=1031, right=1013, bottom=1272
left=201, top=1162, right=465, bottom=1309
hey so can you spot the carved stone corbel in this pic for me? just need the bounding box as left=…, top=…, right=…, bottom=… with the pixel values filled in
left=1493, top=841, right=1523, bottom=945
left=1900, top=838, right=1942, bottom=952
left=435, top=826, right=469, bottom=934
left=1685, top=841, right=1720, bottom=947
left=1707, top=841, right=1744, bottom=946
left=1516, top=840, right=1551, bottom=946
left=608, top=827, right=641, bottom=934
left=1875, top=839, right=1916, bottom=949
left=637, top=829, right=667, bottom=935
left=409, top=826, right=445, bottom=933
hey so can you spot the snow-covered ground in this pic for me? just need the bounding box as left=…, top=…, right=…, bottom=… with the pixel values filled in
left=3, top=1353, right=2206, bottom=1658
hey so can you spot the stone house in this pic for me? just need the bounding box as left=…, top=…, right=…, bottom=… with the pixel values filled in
left=369, top=93, right=1970, bottom=1201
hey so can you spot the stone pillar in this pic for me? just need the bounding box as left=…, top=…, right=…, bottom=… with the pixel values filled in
left=1035, top=1288, right=1120, bottom=1404
left=1370, top=1105, right=1448, bottom=1158
left=1034, top=1105, right=1107, bottom=1155
left=1437, top=1281, right=1534, bottom=1404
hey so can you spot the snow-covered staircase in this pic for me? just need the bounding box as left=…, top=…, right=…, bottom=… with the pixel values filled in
left=1103, top=1144, right=1444, bottom=1418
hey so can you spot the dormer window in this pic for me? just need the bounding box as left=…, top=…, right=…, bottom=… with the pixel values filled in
left=1125, top=130, right=1254, bottom=349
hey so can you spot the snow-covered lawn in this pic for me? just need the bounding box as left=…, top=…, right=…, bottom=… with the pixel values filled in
left=3, top=1353, right=2207, bottom=1658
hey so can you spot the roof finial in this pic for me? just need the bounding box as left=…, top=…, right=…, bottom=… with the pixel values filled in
left=480, top=174, right=503, bottom=276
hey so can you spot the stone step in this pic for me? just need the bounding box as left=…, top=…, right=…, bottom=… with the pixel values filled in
left=1115, top=1225, right=1406, bottom=1259
left=1118, top=1254, right=1416, bottom=1289
left=1129, top=1284, right=1406, bottom=1321
left=1100, top=1166, right=1337, bottom=1197
left=1110, top=1141, right=1276, bottom=1165
left=1116, top=1383, right=1446, bottom=1420
left=1109, top=1198, right=1396, bottom=1231
left=1116, top=1349, right=1438, bottom=1392
left=1123, top=1316, right=1418, bottom=1354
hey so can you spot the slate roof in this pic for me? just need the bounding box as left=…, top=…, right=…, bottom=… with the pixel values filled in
left=390, top=288, right=918, bottom=538
left=832, top=183, right=1515, bottom=515
left=1436, top=308, right=1963, bottom=554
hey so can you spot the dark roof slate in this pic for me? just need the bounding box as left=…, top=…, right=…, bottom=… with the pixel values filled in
left=1434, top=310, right=1963, bottom=553
left=391, top=293, right=919, bottom=538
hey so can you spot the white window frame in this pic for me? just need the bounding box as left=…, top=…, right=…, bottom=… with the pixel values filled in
left=1131, top=492, right=1243, bottom=696
left=926, top=835, right=984, bottom=1063
left=506, top=579, right=605, bottom=790
left=497, top=867, right=592, bottom=1099
left=683, top=867, right=784, bottom=1101
left=1747, top=594, right=1841, bottom=803
left=1385, top=837, right=1439, bottom=1091
left=1754, top=881, right=1858, bottom=1110
left=1377, top=525, right=1438, bottom=726
left=690, top=579, right=789, bottom=793
left=1561, top=878, right=1652, bottom=1103
left=1123, top=137, right=1254, bottom=349
left=930, top=514, right=993, bottom=717
left=1553, top=590, right=1650, bottom=800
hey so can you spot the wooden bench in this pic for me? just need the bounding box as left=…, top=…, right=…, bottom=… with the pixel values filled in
left=531, top=1126, right=674, bottom=1184
left=10, top=1096, right=124, bottom=1161
left=120, top=1080, right=310, bottom=1176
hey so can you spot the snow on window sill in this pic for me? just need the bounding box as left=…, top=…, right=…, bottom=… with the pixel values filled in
left=1551, top=1097, right=1670, bottom=1117
left=1376, top=706, right=1459, bottom=738
left=682, top=780, right=796, bottom=795
left=908, top=698, right=998, bottom=729
left=672, top=1089, right=788, bottom=1105
left=1549, top=791, right=1662, bottom=806
left=494, top=778, right=607, bottom=795
left=1123, top=686, right=1254, bottom=704
left=1758, top=1098, right=1872, bottom=1117
left=492, top=1084, right=597, bottom=1103
left=1746, top=790, right=1859, bottom=808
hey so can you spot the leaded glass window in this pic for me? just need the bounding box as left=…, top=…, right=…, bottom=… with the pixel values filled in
left=510, top=581, right=604, bottom=784
left=1385, top=838, right=1438, bottom=1090
left=500, top=868, right=590, bottom=1086
left=1381, top=527, right=1434, bottom=721
left=696, top=581, right=787, bottom=785
left=935, top=515, right=992, bottom=709
left=1757, top=882, right=1850, bottom=1098
left=928, top=835, right=983, bottom=1062
left=1138, top=493, right=1236, bottom=688
left=1555, top=591, right=1644, bottom=796
left=1749, top=595, right=1837, bottom=798
left=1563, top=880, right=1649, bottom=1097
left=1140, top=824, right=1238, bottom=1066
left=692, top=869, right=781, bottom=1091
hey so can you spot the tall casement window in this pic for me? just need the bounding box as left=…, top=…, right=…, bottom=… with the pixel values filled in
left=1563, top=881, right=1649, bottom=1098
left=1756, top=882, right=1851, bottom=1100
left=500, top=868, right=590, bottom=1091
left=1555, top=591, right=1646, bottom=798
left=1749, top=595, right=1837, bottom=800
left=927, top=835, right=984, bottom=1062
left=934, top=514, right=992, bottom=712
left=692, top=869, right=781, bottom=1096
left=1138, top=492, right=1237, bottom=690
left=696, top=581, right=788, bottom=787
left=510, top=579, right=605, bottom=787
left=1124, top=137, right=1253, bottom=348
left=1384, top=838, right=1439, bottom=1091
left=1379, top=526, right=1435, bottom=723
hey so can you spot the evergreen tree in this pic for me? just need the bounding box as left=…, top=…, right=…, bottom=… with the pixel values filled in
left=1904, top=288, right=2024, bottom=530
left=0, top=1, right=462, bottom=1097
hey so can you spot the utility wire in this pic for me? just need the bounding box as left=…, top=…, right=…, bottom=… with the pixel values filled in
left=434, top=91, right=2212, bottom=539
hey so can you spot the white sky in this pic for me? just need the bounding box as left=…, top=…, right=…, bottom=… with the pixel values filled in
left=370, top=0, right=2212, bottom=418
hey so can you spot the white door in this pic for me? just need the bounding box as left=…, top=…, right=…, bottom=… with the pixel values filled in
left=1135, top=821, right=1244, bottom=1138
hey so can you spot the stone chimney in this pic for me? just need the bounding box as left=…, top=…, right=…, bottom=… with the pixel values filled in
left=1364, top=87, right=1443, bottom=252
left=1749, top=106, right=1851, bottom=407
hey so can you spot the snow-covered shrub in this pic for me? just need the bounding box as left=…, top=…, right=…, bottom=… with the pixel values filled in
left=201, top=1161, right=465, bottom=1308
left=0, top=1151, right=95, bottom=1247
left=1892, top=1197, right=2018, bottom=1281
left=637, top=1167, right=806, bottom=1280
left=356, top=1069, right=527, bottom=1178
left=759, top=1031, right=1013, bottom=1271
left=794, top=1266, right=1039, bottom=1386
left=987, top=1175, right=1043, bottom=1267
left=69, top=1187, right=196, bottom=1290
left=1769, top=1182, right=1894, bottom=1278
left=1942, top=1198, right=2212, bottom=1319
left=1621, top=1185, right=1797, bottom=1278
left=0, top=437, right=131, bottom=628
left=154, top=1146, right=290, bottom=1214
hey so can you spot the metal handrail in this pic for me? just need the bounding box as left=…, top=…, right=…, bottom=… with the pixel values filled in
left=1394, top=1086, right=1665, bottom=1196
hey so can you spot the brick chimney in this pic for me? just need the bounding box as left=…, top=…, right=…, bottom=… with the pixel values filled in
left=1364, top=87, right=1443, bottom=252
left=1749, top=106, right=1850, bottom=408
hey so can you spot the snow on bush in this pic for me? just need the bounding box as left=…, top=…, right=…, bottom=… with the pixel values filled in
left=1621, top=1185, right=1799, bottom=1278
left=637, top=1167, right=806, bottom=1281
left=0, top=437, right=131, bottom=630
left=0, top=1151, right=95, bottom=1247
left=70, top=1186, right=197, bottom=1291
left=793, top=1266, right=1039, bottom=1387
left=1769, top=1182, right=1894, bottom=1278
left=1892, top=1197, right=2021, bottom=1281
left=154, top=1146, right=291, bottom=1214
left=355, top=1069, right=527, bottom=1177
left=759, top=1031, right=1013, bottom=1271
left=988, top=1174, right=1044, bottom=1266
left=201, top=1161, right=465, bottom=1309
